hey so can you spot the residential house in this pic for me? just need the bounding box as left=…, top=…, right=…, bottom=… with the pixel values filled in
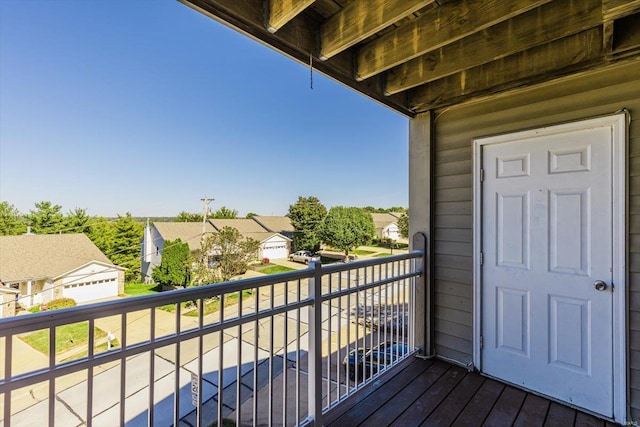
left=178, top=0, right=640, bottom=422
left=251, top=215, right=296, bottom=251
left=370, top=212, right=401, bottom=242
left=208, top=218, right=291, bottom=260
left=141, top=221, right=216, bottom=283
left=0, top=233, right=124, bottom=310
left=141, top=219, right=291, bottom=282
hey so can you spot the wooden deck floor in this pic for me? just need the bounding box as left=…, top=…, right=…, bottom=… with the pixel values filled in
left=324, top=356, right=618, bottom=427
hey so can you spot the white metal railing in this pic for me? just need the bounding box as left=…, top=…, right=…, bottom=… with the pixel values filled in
left=0, top=249, right=424, bottom=427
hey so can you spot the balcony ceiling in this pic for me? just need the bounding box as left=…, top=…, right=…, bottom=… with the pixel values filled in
left=180, top=0, right=640, bottom=117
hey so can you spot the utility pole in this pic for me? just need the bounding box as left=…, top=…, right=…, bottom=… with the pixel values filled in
left=201, top=196, right=214, bottom=234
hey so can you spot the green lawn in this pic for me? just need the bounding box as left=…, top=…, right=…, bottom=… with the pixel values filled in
left=124, top=282, right=160, bottom=297
left=20, top=322, right=107, bottom=355
left=373, top=253, right=392, bottom=257
left=259, top=265, right=295, bottom=274
left=351, top=249, right=376, bottom=255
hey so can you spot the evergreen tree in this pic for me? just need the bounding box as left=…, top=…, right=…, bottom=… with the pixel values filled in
left=87, top=216, right=116, bottom=255
left=24, top=201, right=64, bottom=234
left=110, top=213, right=144, bottom=281
left=287, top=196, right=326, bottom=251
left=317, top=206, right=376, bottom=254
left=65, top=207, right=91, bottom=234
left=0, top=201, right=26, bottom=235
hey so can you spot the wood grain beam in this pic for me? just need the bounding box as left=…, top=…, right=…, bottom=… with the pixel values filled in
left=178, top=0, right=414, bottom=116
left=267, top=0, right=316, bottom=33
left=410, top=27, right=605, bottom=112
left=319, top=0, right=433, bottom=60
left=385, top=0, right=602, bottom=95
left=356, top=0, right=552, bottom=81
left=603, top=0, right=640, bottom=20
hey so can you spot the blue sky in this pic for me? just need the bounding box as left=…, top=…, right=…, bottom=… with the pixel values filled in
left=0, top=0, right=408, bottom=218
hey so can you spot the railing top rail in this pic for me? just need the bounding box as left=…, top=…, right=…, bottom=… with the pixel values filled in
left=0, top=250, right=423, bottom=335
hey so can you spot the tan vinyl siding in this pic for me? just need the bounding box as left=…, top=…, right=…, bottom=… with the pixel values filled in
left=431, top=60, right=640, bottom=416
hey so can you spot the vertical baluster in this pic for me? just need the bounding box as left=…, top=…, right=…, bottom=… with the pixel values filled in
left=308, top=262, right=323, bottom=426
left=149, top=308, right=156, bottom=427
left=217, top=295, right=224, bottom=427
left=236, top=293, right=242, bottom=427
left=296, top=278, right=301, bottom=425
left=120, top=313, right=128, bottom=427
left=3, top=336, right=12, bottom=427
left=48, top=326, right=55, bottom=427
left=269, top=283, right=274, bottom=427
left=282, top=281, right=288, bottom=427
left=198, top=298, right=204, bottom=427
left=253, top=287, right=259, bottom=427
left=87, top=318, right=94, bottom=427
left=174, top=305, right=181, bottom=427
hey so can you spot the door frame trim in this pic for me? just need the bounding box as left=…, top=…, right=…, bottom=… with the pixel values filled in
left=472, top=113, right=627, bottom=422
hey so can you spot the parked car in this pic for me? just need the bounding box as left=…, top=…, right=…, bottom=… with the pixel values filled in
left=289, top=250, right=320, bottom=264
left=343, top=342, right=409, bottom=380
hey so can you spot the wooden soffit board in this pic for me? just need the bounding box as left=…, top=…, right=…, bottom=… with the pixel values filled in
left=179, top=0, right=640, bottom=116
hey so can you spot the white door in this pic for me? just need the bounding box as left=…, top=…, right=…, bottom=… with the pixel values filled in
left=481, top=125, right=614, bottom=416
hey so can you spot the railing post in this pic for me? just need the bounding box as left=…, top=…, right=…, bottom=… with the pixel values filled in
left=308, top=261, right=323, bottom=426
left=412, top=232, right=433, bottom=358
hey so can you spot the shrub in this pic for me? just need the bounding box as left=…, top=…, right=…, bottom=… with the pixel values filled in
left=262, top=257, right=270, bottom=264
left=43, top=298, right=77, bottom=311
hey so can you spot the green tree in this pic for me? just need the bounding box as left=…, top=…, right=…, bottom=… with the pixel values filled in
left=0, top=201, right=26, bottom=235
left=65, top=207, right=91, bottom=234
left=287, top=196, right=326, bottom=251
left=194, top=226, right=260, bottom=284
left=110, top=213, right=144, bottom=281
left=176, top=211, right=203, bottom=222
left=245, top=212, right=258, bottom=219
left=398, top=211, right=409, bottom=239
left=87, top=216, right=116, bottom=255
left=210, top=206, right=238, bottom=219
left=24, top=201, right=64, bottom=234
left=317, top=206, right=376, bottom=254
left=152, top=239, right=190, bottom=286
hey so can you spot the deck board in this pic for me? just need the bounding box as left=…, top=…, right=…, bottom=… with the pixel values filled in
left=366, top=360, right=450, bottom=426
left=513, top=394, right=551, bottom=427
left=325, top=356, right=616, bottom=427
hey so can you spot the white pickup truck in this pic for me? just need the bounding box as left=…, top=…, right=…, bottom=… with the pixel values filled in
left=289, top=250, right=321, bottom=264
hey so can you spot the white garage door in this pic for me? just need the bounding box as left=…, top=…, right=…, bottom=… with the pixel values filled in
left=262, top=244, right=288, bottom=260
left=63, top=278, right=118, bottom=303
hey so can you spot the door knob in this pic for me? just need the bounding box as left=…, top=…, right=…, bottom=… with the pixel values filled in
left=593, top=280, right=608, bottom=291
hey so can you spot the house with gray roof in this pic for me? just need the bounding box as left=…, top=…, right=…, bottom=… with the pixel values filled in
left=141, top=221, right=216, bottom=283
left=208, top=218, right=292, bottom=261
left=141, top=219, right=291, bottom=283
left=0, top=233, right=125, bottom=313
left=370, top=213, right=401, bottom=242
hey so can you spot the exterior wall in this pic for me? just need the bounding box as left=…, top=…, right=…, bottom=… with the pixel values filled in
left=0, top=289, right=18, bottom=318
left=141, top=226, right=164, bottom=283
left=419, top=60, right=639, bottom=413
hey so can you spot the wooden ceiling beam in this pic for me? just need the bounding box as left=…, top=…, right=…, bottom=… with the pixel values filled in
left=356, top=0, right=551, bottom=81
left=267, top=0, right=317, bottom=33
left=385, top=0, right=602, bottom=95
left=319, top=0, right=433, bottom=61
left=603, top=0, right=640, bottom=20
left=410, top=27, right=604, bottom=112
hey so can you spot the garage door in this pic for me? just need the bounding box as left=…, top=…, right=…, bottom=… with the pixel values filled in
left=262, top=244, right=288, bottom=260
left=63, top=278, right=118, bottom=303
